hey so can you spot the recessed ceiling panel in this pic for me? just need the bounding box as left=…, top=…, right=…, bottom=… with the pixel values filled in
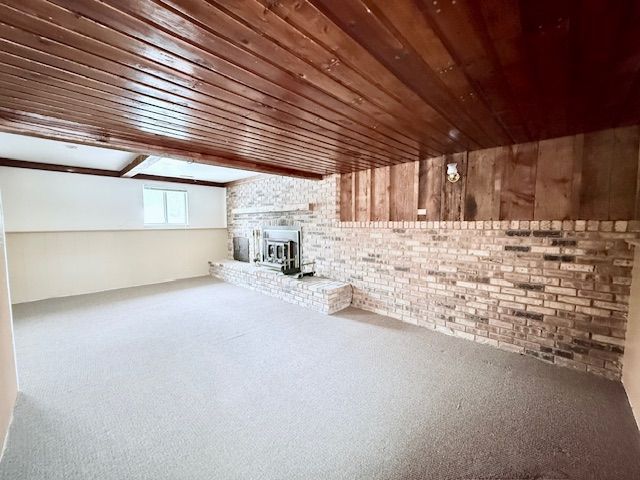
left=143, top=157, right=258, bottom=183
left=0, top=132, right=137, bottom=170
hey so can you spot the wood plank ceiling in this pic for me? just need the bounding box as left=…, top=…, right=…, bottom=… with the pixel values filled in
left=0, top=0, right=638, bottom=178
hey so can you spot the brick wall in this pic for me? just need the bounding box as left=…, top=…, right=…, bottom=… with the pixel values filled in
left=226, top=174, right=639, bottom=380
left=209, top=260, right=352, bottom=314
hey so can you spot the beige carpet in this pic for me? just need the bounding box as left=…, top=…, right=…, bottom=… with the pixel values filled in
left=1, top=277, right=639, bottom=479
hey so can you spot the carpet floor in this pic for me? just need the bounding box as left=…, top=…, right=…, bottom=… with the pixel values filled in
left=0, top=277, right=639, bottom=480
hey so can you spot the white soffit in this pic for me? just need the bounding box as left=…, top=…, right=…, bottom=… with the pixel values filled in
left=0, top=132, right=138, bottom=171
left=0, top=132, right=260, bottom=182
left=142, top=157, right=258, bottom=183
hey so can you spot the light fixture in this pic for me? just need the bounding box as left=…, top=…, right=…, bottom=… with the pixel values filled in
left=446, top=163, right=460, bottom=183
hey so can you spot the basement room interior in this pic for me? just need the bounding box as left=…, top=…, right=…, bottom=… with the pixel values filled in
left=0, top=1, right=640, bottom=479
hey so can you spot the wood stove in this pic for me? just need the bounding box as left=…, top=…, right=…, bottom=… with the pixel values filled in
left=257, top=226, right=301, bottom=275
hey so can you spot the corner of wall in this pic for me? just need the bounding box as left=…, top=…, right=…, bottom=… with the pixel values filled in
left=0, top=391, right=17, bottom=462
left=0, top=192, right=18, bottom=460
left=622, top=247, right=640, bottom=430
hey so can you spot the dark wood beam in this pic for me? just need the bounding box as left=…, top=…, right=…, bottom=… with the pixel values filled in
left=223, top=175, right=267, bottom=188
left=0, top=158, right=226, bottom=187
left=120, top=154, right=150, bottom=177
left=133, top=174, right=225, bottom=188
left=0, top=158, right=119, bottom=177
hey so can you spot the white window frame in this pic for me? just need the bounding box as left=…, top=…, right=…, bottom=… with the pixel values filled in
left=143, top=186, right=189, bottom=227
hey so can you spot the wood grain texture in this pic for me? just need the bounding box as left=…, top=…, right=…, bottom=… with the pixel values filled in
left=0, top=0, right=638, bottom=176
left=608, top=126, right=640, bottom=219
left=339, top=127, right=640, bottom=222
left=120, top=155, right=151, bottom=177
left=570, top=134, right=585, bottom=219
left=0, top=157, right=226, bottom=187
left=500, top=142, right=538, bottom=220
left=465, top=150, right=498, bottom=220
left=636, top=142, right=640, bottom=220
left=371, top=166, right=390, bottom=221
left=441, top=153, right=468, bottom=221
left=339, top=173, right=354, bottom=221
left=418, top=157, right=443, bottom=221
left=390, top=162, right=418, bottom=221
left=354, top=169, right=371, bottom=222
left=581, top=129, right=615, bottom=219
left=534, top=136, right=576, bottom=220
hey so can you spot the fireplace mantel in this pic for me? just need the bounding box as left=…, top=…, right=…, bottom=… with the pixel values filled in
left=231, top=203, right=311, bottom=215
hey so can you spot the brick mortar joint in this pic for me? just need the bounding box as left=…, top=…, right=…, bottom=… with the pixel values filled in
left=335, top=220, right=640, bottom=233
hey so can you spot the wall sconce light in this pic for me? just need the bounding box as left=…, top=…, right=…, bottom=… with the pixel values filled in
left=447, top=163, right=460, bottom=183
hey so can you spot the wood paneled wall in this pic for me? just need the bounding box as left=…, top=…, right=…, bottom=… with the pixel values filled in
left=339, top=126, right=640, bottom=222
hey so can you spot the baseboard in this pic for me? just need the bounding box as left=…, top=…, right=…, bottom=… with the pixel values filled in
left=11, top=274, right=214, bottom=305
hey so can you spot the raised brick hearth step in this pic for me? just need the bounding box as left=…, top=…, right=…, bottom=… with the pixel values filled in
left=209, top=260, right=352, bottom=314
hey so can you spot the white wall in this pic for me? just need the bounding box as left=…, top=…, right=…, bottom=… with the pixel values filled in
left=623, top=249, right=640, bottom=430
left=0, top=195, right=18, bottom=457
left=6, top=229, right=227, bottom=304
left=0, top=167, right=227, bottom=303
left=0, top=166, right=226, bottom=232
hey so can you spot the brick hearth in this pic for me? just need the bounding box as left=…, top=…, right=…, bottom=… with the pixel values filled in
left=209, top=260, right=352, bottom=314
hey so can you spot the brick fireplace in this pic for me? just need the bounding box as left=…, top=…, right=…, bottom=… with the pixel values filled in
left=225, top=174, right=639, bottom=380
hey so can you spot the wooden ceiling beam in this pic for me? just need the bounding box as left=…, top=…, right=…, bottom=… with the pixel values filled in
left=120, top=154, right=152, bottom=177
left=0, top=157, right=229, bottom=187
left=128, top=174, right=226, bottom=188
left=0, top=157, right=120, bottom=177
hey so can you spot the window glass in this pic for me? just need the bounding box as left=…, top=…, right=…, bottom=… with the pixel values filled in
left=166, top=190, right=188, bottom=225
left=143, top=188, right=166, bottom=224
left=143, top=187, right=188, bottom=226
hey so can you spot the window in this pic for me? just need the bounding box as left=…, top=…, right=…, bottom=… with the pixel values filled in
left=143, top=187, right=188, bottom=226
